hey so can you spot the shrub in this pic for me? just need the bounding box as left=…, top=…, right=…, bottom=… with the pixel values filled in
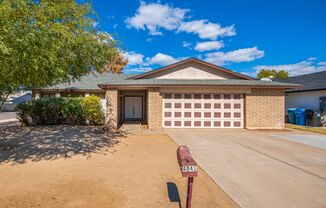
left=81, top=95, right=104, bottom=125
left=40, top=97, right=64, bottom=124
left=62, top=98, right=85, bottom=125
left=16, top=96, right=104, bottom=126
left=17, top=97, right=64, bottom=125
left=16, top=102, right=32, bottom=125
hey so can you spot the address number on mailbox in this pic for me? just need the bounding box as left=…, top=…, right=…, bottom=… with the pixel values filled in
left=182, top=166, right=197, bottom=173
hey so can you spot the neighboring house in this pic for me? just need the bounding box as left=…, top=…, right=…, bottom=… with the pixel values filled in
left=1, top=91, right=32, bottom=111
left=34, top=58, right=299, bottom=130
left=276, top=71, right=326, bottom=111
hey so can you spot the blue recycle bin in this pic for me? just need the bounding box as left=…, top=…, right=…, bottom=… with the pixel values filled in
left=287, top=108, right=296, bottom=124
left=294, top=108, right=306, bottom=126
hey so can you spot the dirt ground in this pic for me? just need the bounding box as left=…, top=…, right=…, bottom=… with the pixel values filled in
left=0, top=123, right=237, bottom=208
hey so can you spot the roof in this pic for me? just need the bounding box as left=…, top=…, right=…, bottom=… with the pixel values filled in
left=37, top=60, right=300, bottom=91
left=127, top=57, right=254, bottom=80
left=98, top=78, right=299, bottom=88
left=39, top=73, right=133, bottom=90
left=275, top=71, right=326, bottom=93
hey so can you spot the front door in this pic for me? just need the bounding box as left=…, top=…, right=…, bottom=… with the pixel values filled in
left=124, top=96, right=143, bottom=120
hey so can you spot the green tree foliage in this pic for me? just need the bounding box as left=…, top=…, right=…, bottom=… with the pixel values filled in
left=0, top=0, right=123, bottom=107
left=257, top=69, right=289, bottom=79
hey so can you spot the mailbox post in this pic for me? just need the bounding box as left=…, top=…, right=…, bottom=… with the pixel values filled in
left=177, top=145, right=198, bottom=208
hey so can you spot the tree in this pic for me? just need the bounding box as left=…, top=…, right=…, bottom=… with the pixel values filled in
left=0, top=0, right=125, bottom=108
left=103, top=53, right=128, bottom=74
left=257, top=69, right=289, bottom=79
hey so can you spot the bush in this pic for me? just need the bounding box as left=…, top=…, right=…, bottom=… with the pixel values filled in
left=40, top=97, right=65, bottom=124
left=62, top=98, right=85, bottom=125
left=16, top=97, right=64, bottom=125
left=16, top=96, right=104, bottom=126
left=81, top=95, right=104, bottom=125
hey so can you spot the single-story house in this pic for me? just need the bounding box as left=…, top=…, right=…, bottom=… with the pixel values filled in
left=34, top=58, right=299, bottom=130
left=276, top=71, right=326, bottom=112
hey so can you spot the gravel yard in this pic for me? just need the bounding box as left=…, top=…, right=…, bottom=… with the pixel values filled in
left=0, top=123, right=237, bottom=208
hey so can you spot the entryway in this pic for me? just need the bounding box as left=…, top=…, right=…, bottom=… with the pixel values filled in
left=124, top=96, right=143, bottom=120
left=119, top=90, right=147, bottom=125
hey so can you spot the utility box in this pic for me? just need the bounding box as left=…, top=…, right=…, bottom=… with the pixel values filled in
left=177, top=145, right=198, bottom=177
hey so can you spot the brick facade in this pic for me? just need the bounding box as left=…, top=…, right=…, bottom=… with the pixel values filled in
left=245, top=88, right=285, bottom=129
left=105, top=89, right=118, bottom=130
left=104, top=87, right=285, bottom=130
left=147, top=88, right=163, bottom=129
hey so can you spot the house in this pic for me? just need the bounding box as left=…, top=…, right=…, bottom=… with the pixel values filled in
left=276, top=71, right=326, bottom=112
left=34, top=58, right=299, bottom=130
left=1, top=91, right=32, bottom=111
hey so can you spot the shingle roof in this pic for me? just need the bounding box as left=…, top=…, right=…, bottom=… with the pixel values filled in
left=98, top=78, right=299, bottom=88
left=275, top=71, right=326, bottom=92
left=39, top=73, right=299, bottom=91
left=41, top=73, right=133, bottom=90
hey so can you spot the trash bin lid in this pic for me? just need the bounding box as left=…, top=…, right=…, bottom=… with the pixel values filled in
left=287, top=108, right=296, bottom=112
left=295, top=108, right=306, bottom=113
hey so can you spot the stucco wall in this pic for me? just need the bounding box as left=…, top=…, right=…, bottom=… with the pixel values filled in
left=285, top=90, right=326, bottom=111
left=145, top=62, right=242, bottom=80
left=245, top=88, right=285, bottom=129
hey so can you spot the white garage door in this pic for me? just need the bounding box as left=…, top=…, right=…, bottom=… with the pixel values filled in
left=162, top=93, right=243, bottom=128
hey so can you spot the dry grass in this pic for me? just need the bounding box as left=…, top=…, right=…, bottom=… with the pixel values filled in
left=285, top=123, right=326, bottom=135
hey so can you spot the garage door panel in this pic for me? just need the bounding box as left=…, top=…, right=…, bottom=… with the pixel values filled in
left=162, top=93, right=243, bottom=128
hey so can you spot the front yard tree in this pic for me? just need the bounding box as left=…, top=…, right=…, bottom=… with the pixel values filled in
left=0, top=0, right=124, bottom=107
left=257, top=69, right=289, bottom=79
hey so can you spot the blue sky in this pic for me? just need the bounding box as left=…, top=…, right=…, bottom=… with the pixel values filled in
left=91, top=0, right=326, bottom=77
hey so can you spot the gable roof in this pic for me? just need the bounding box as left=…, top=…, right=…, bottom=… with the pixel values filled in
left=127, top=57, right=254, bottom=80
left=275, top=71, right=326, bottom=93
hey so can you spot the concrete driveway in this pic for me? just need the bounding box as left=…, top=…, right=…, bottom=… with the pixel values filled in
left=166, top=129, right=326, bottom=208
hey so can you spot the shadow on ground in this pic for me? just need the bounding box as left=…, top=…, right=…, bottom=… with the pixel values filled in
left=0, top=123, right=125, bottom=164
left=167, top=182, right=182, bottom=208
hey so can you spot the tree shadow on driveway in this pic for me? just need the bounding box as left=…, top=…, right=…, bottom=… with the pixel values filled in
left=0, top=123, right=125, bottom=164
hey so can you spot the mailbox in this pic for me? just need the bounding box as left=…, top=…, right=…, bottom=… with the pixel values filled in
left=177, top=145, right=198, bottom=177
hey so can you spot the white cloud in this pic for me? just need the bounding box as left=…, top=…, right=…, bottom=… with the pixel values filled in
left=146, top=53, right=178, bottom=66
left=318, top=61, right=326, bottom=66
left=178, top=20, right=235, bottom=40
left=194, top=41, right=224, bottom=52
left=128, top=67, right=153, bottom=73
left=255, top=59, right=326, bottom=76
left=182, top=41, right=192, bottom=49
left=125, top=2, right=189, bottom=35
left=204, top=47, right=264, bottom=65
left=125, top=2, right=236, bottom=40
left=123, top=51, right=144, bottom=65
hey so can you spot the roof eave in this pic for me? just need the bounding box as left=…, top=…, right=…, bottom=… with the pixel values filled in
left=98, top=83, right=300, bottom=89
